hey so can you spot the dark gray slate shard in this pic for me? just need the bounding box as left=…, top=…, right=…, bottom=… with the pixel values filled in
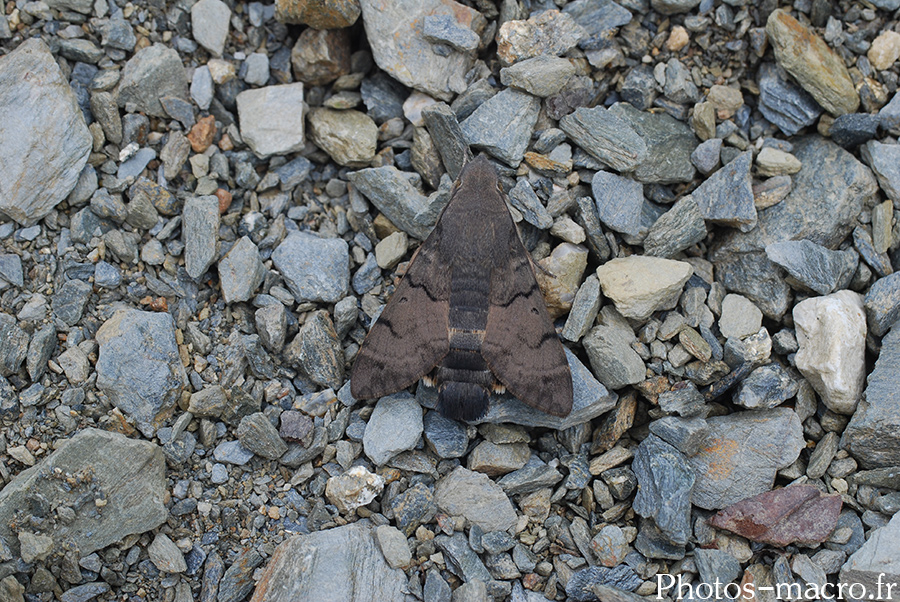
left=575, top=196, right=613, bottom=261
left=0, top=39, right=92, bottom=226
left=757, top=63, right=822, bottom=136
left=182, top=195, right=220, bottom=280
left=52, top=278, right=92, bottom=327
left=865, top=273, right=900, bottom=337
left=693, top=151, right=756, bottom=232
left=733, top=362, right=799, bottom=409
left=460, top=88, right=540, bottom=167
left=0, top=254, right=23, bottom=288
left=391, top=482, right=436, bottom=536
left=422, top=102, right=471, bottom=180
left=853, top=226, right=893, bottom=279
left=694, top=548, right=742, bottom=585
left=591, top=170, right=646, bottom=237
left=842, top=324, right=900, bottom=468
left=360, top=72, right=408, bottom=124
left=566, top=565, right=642, bottom=602
left=27, top=324, right=56, bottom=381
left=608, top=102, right=697, bottom=184
left=563, top=0, right=632, bottom=49
left=632, top=434, right=695, bottom=546
left=691, top=138, right=722, bottom=176
left=648, top=416, right=709, bottom=456
left=0, top=428, right=166, bottom=561
left=830, top=113, right=879, bottom=149
left=711, top=136, right=877, bottom=318
left=509, top=179, right=553, bottom=229
left=435, top=532, right=492, bottom=583
left=620, top=65, right=658, bottom=111
left=96, top=309, right=188, bottom=437
left=643, top=195, right=707, bottom=258
left=272, top=232, right=350, bottom=303
left=423, top=411, right=468, bottom=458
left=861, top=140, right=900, bottom=204
left=417, top=347, right=617, bottom=429
left=218, top=547, right=264, bottom=602
left=635, top=516, right=685, bottom=560
left=0, top=313, right=28, bottom=378
left=559, top=106, right=648, bottom=172
left=237, top=412, right=288, bottom=459
left=251, top=521, right=406, bottom=601
left=422, top=14, right=480, bottom=52
left=497, top=454, right=563, bottom=496
left=766, top=239, right=858, bottom=295
left=348, top=166, right=431, bottom=239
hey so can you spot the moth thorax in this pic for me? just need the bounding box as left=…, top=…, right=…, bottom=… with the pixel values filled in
left=437, top=381, right=489, bottom=422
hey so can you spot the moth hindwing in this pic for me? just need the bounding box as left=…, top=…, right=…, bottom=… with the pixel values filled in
left=351, top=155, right=573, bottom=421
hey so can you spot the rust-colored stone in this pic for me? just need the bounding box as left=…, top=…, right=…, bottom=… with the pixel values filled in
left=709, top=484, right=842, bottom=546
left=592, top=392, right=637, bottom=454
left=216, top=188, right=233, bottom=213
left=187, top=115, right=216, bottom=152
left=275, top=0, right=360, bottom=29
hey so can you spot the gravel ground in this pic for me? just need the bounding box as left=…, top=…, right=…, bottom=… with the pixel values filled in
left=1, top=0, right=900, bottom=601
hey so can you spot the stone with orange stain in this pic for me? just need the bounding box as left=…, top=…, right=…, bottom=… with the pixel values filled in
left=688, top=407, right=804, bottom=510
left=187, top=115, right=216, bottom=152
left=215, top=188, right=232, bottom=213
left=765, top=9, right=859, bottom=116
left=274, top=0, right=360, bottom=29
left=496, top=10, right=586, bottom=66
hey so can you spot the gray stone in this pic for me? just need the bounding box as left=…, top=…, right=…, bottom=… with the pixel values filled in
left=117, top=44, right=189, bottom=117
left=766, top=240, right=858, bottom=296
left=359, top=0, right=483, bottom=101
left=0, top=429, right=166, bottom=561
left=417, top=347, right=616, bottom=429
left=255, top=303, right=288, bottom=353
left=422, top=14, right=480, bottom=52
left=689, top=408, right=804, bottom=509
left=390, top=482, right=436, bottom=536
left=711, top=136, right=877, bottom=318
left=757, top=63, right=822, bottom=136
left=562, top=0, right=632, bottom=48
left=434, top=532, right=492, bottom=583
left=566, top=566, right=642, bottom=601
left=251, top=521, right=405, bottom=601
left=562, top=274, right=601, bottom=343
left=308, top=108, right=378, bottom=167
left=218, top=236, right=265, bottom=304
left=191, top=65, right=214, bottom=110
left=0, top=39, right=92, bottom=226
left=0, top=314, right=27, bottom=378
left=434, top=466, right=517, bottom=532
left=96, top=309, right=188, bottom=437
left=348, top=166, right=432, bottom=240
left=243, top=53, right=270, bottom=86
left=160, top=96, right=195, bottom=129
left=352, top=253, right=381, bottom=295
left=422, top=102, right=470, bottom=179
left=591, top=171, right=647, bottom=238
left=58, top=39, right=104, bottom=64
left=272, top=231, right=350, bottom=303
left=643, top=195, right=707, bottom=258
left=831, top=113, right=879, bottom=149
left=861, top=140, right=900, bottom=205
left=840, top=512, right=900, bottom=598
left=219, top=548, right=264, bottom=602
left=375, top=525, right=412, bottom=569
left=583, top=322, right=645, bottom=389
left=423, top=410, right=468, bottom=458
left=648, top=416, right=709, bottom=456
left=496, top=454, right=563, bottom=496
left=237, top=412, right=288, bottom=459
left=609, top=102, right=696, bottom=184
left=118, top=147, right=157, bottom=181
left=664, top=58, right=699, bottom=104
left=693, top=151, right=756, bottom=232
left=360, top=72, right=407, bottom=125
left=865, top=273, right=900, bottom=337
left=213, top=440, right=255, bottom=465
left=508, top=179, right=553, bottom=229
left=718, top=294, right=763, bottom=340
left=559, top=106, right=647, bottom=172
left=45, top=0, right=92, bottom=12
left=734, top=363, right=799, bottom=409
left=596, top=255, right=693, bottom=321
left=90, top=91, right=122, bottom=144
left=363, top=393, right=423, bottom=465
left=59, top=583, right=110, bottom=602
left=499, top=55, right=576, bottom=98
left=100, top=16, right=136, bottom=51
left=853, top=225, right=892, bottom=279
left=148, top=533, right=187, bottom=573
left=425, top=568, right=451, bottom=602
left=236, top=83, right=306, bottom=157
left=658, top=382, right=706, bottom=417
left=842, top=324, right=900, bottom=468
left=632, top=435, right=694, bottom=546
left=286, top=310, right=344, bottom=390
left=90, top=188, right=127, bottom=222
left=0, top=255, right=22, bottom=288
left=807, top=431, right=840, bottom=480
left=52, top=278, right=92, bottom=326
left=183, top=195, right=219, bottom=280
left=694, top=549, right=742, bottom=585
left=191, top=0, right=230, bottom=57
left=691, top=138, right=722, bottom=176
left=460, top=88, right=540, bottom=167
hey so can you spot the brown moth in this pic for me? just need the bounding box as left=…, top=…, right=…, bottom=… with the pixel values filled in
left=351, top=155, right=573, bottom=422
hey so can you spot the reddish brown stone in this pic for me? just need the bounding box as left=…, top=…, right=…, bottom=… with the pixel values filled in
left=275, top=0, right=360, bottom=29
left=709, top=484, right=842, bottom=547
left=216, top=188, right=233, bottom=214
left=291, top=27, right=351, bottom=86
left=592, top=392, right=637, bottom=454
left=187, top=115, right=216, bottom=152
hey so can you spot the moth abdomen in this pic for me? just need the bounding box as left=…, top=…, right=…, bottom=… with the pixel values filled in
left=435, top=347, right=494, bottom=421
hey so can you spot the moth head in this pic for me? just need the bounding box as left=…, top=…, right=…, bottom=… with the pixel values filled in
left=458, top=154, right=499, bottom=194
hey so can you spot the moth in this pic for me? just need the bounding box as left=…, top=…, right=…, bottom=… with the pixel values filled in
left=351, top=155, right=573, bottom=422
